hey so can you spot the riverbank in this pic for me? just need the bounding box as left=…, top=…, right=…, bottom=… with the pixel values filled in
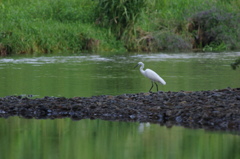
left=1, top=0, right=240, bottom=56
left=0, top=88, right=240, bottom=132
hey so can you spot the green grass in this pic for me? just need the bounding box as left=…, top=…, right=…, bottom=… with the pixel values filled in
left=0, top=0, right=126, bottom=55
left=0, top=0, right=240, bottom=55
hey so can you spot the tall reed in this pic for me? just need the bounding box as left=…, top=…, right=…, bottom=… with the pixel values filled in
left=95, top=0, right=147, bottom=51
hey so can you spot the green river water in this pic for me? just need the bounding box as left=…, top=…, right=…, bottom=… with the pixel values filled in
left=0, top=52, right=240, bottom=159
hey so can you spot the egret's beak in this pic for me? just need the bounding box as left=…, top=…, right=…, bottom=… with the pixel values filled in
left=134, top=63, right=139, bottom=68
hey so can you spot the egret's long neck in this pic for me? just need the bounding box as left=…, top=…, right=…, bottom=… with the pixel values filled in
left=139, top=64, right=145, bottom=76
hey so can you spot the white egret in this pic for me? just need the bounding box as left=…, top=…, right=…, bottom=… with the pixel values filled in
left=134, top=62, right=166, bottom=92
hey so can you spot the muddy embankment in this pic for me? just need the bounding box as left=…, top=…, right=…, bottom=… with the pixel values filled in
left=0, top=88, right=240, bottom=132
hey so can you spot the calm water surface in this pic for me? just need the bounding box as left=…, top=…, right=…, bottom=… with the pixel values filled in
left=0, top=52, right=240, bottom=159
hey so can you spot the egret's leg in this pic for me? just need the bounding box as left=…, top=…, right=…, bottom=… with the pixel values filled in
left=149, top=81, right=154, bottom=92
left=154, top=82, right=159, bottom=92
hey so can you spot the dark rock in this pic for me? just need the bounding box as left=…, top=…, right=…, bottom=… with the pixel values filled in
left=176, top=116, right=183, bottom=123
left=175, top=92, right=186, bottom=97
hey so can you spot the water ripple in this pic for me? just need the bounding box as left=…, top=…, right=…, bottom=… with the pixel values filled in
left=131, top=52, right=240, bottom=61
left=0, top=52, right=239, bottom=65
left=0, top=55, right=113, bottom=65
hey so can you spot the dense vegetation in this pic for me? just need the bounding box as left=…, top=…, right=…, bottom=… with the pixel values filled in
left=0, top=0, right=240, bottom=55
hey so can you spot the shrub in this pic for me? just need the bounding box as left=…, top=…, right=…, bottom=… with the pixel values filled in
left=188, top=7, right=240, bottom=50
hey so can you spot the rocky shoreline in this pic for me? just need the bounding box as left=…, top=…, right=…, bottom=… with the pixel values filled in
left=0, top=88, right=240, bottom=132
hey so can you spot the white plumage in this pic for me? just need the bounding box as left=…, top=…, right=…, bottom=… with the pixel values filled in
left=134, top=62, right=166, bottom=92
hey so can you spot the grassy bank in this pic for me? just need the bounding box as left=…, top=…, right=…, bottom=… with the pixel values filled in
left=0, top=0, right=127, bottom=55
left=0, top=0, right=240, bottom=55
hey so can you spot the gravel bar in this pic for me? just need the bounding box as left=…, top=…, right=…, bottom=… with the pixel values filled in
left=0, top=88, right=240, bottom=132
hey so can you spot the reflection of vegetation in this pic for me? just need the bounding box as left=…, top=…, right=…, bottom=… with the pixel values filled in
left=231, top=58, right=240, bottom=70
left=0, top=55, right=239, bottom=97
left=0, top=117, right=239, bottom=159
